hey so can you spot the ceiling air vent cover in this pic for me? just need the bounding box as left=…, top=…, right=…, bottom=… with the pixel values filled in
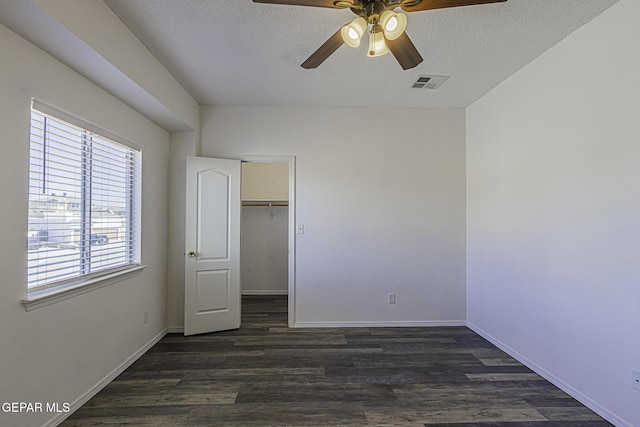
left=411, top=75, right=449, bottom=90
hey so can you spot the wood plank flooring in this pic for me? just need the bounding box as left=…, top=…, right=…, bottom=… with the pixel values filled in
left=62, top=296, right=612, bottom=426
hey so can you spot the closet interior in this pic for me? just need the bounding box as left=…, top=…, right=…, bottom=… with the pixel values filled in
left=241, top=162, right=289, bottom=296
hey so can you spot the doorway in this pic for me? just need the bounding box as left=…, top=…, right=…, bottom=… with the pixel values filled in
left=184, top=156, right=295, bottom=336
left=239, top=156, right=295, bottom=328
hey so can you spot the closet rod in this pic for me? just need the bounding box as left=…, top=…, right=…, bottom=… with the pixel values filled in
left=242, top=202, right=288, bottom=207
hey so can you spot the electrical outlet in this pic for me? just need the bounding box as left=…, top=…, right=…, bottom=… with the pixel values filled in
left=144, top=309, right=149, bottom=324
left=633, top=369, right=640, bottom=392
left=297, top=224, right=304, bottom=235
left=388, top=293, right=396, bottom=304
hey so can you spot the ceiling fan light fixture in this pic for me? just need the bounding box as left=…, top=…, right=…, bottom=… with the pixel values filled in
left=340, top=17, right=367, bottom=48
left=254, top=0, right=508, bottom=70
left=380, top=10, right=407, bottom=40
left=367, top=26, right=389, bottom=57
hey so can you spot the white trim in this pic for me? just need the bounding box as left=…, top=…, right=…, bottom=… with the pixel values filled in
left=43, top=328, right=167, bottom=427
left=467, top=322, right=631, bottom=427
left=287, top=158, right=296, bottom=328
left=22, top=265, right=147, bottom=311
left=294, top=320, right=467, bottom=328
left=241, top=290, right=288, bottom=296
left=167, top=326, right=185, bottom=334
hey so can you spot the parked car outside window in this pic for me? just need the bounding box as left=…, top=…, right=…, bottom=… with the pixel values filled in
left=90, top=234, right=109, bottom=245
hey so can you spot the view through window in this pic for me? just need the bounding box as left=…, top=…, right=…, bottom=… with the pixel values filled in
left=27, top=105, right=141, bottom=293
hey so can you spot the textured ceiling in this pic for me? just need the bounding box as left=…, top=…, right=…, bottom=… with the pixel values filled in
left=102, top=0, right=617, bottom=108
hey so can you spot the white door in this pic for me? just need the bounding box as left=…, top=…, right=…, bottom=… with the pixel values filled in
left=184, top=156, right=241, bottom=336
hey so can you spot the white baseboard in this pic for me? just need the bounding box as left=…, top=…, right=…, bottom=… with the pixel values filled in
left=241, top=290, right=288, bottom=295
left=467, top=321, right=631, bottom=427
left=294, top=320, right=466, bottom=328
left=167, top=326, right=184, bottom=334
left=45, top=328, right=167, bottom=427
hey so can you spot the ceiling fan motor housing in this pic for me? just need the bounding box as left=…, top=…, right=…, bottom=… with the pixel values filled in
left=348, top=0, right=395, bottom=21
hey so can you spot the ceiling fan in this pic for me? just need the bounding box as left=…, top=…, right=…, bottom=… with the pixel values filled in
left=253, top=0, right=507, bottom=70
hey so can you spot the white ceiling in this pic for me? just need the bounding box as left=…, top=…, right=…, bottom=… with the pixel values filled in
left=102, top=0, right=618, bottom=109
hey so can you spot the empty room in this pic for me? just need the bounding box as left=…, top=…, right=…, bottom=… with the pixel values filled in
left=0, top=0, right=638, bottom=426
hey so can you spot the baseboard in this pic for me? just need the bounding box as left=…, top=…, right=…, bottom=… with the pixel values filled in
left=294, top=320, right=466, bottom=328
left=45, top=328, right=167, bottom=427
left=467, top=321, right=631, bottom=427
left=167, top=326, right=184, bottom=334
left=241, top=290, right=288, bottom=295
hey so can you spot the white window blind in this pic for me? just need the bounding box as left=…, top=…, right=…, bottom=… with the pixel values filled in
left=27, top=103, right=141, bottom=293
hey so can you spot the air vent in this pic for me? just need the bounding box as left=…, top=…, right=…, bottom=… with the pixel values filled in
left=410, top=75, right=449, bottom=90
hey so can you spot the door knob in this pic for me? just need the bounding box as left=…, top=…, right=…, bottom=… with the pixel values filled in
left=187, top=251, right=196, bottom=258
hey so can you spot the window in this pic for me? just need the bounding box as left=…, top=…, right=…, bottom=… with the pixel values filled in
left=26, top=101, right=141, bottom=296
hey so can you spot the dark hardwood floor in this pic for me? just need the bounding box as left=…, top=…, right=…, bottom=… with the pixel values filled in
left=62, top=296, right=612, bottom=426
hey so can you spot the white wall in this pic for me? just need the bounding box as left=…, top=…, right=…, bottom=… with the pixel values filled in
left=0, top=0, right=200, bottom=132
left=199, top=105, right=467, bottom=326
left=241, top=206, right=289, bottom=294
left=242, top=162, right=289, bottom=201
left=0, top=24, right=169, bottom=427
left=166, top=131, right=197, bottom=331
left=466, top=0, right=640, bottom=425
left=32, top=0, right=201, bottom=131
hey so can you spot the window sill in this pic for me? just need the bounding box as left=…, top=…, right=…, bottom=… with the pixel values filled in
left=22, top=265, right=147, bottom=312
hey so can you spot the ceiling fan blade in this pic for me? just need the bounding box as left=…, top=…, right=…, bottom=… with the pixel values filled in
left=386, top=32, right=423, bottom=70
left=301, top=29, right=344, bottom=69
left=253, top=0, right=347, bottom=8
left=401, top=0, right=507, bottom=13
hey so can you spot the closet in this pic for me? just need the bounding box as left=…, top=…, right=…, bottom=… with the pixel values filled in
left=241, top=162, right=289, bottom=295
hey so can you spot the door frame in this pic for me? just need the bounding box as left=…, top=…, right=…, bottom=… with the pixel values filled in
left=239, top=155, right=296, bottom=328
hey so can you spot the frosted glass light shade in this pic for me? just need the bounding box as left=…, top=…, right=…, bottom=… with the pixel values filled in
left=367, top=29, right=388, bottom=57
left=341, top=17, right=367, bottom=48
left=380, top=10, right=407, bottom=40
